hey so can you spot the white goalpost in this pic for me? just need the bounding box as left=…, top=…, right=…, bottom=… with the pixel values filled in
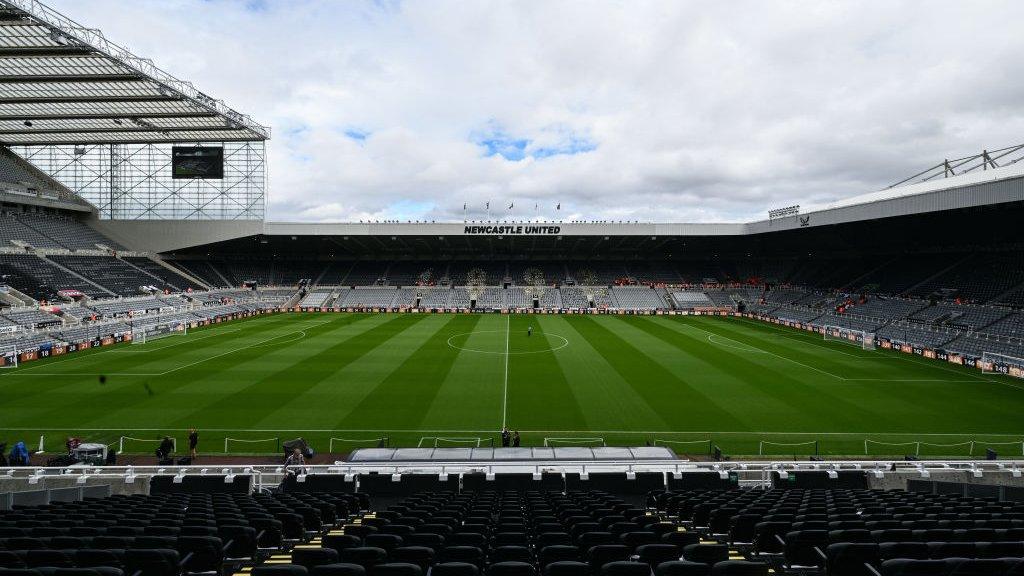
left=824, top=325, right=876, bottom=350
left=132, top=321, right=187, bottom=345
left=0, top=346, right=18, bottom=368
left=981, top=352, right=1024, bottom=372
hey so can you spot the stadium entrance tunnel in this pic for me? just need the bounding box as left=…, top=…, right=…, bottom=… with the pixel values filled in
left=446, top=329, right=569, bottom=355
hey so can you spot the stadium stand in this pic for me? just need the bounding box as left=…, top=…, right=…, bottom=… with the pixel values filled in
left=173, top=260, right=233, bottom=288
left=876, top=322, right=959, bottom=349
left=0, top=254, right=109, bottom=299
left=611, top=286, right=666, bottom=310
left=51, top=256, right=169, bottom=297
left=341, top=287, right=400, bottom=308
left=299, top=290, right=335, bottom=308
left=123, top=258, right=204, bottom=291
left=418, top=287, right=453, bottom=308
left=670, top=290, right=714, bottom=309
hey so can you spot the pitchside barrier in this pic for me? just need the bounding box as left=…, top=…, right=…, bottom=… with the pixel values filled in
left=118, top=436, right=174, bottom=455
left=543, top=437, right=606, bottom=447
left=223, top=437, right=280, bottom=454
left=652, top=439, right=713, bottom=455
left=865, top=439, right=1024, bottom=457
left=416, top=437, right=496, bottom=448
left=329, top=437, right=390, bottom=452
left=759, top=440, right=819, bottom=456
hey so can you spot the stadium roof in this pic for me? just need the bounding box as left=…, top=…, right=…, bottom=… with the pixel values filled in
left=0, top=0, right=269, bottom=145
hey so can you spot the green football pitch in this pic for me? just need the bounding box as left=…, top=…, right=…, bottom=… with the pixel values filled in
left=2, top=312, right=1023, bottom=458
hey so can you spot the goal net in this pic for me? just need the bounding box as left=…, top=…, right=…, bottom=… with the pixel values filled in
left=824, top=325, right=875, bottom=350
left=0, top=346, right=17, bottom=369
left=981, top=352, right=1024, bottom=372
left=132, top=321, right=187, bottom=345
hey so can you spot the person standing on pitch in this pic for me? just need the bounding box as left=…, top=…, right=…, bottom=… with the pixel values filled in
left=188, top=429, right=198, bottom=460
left=527, top=325, right=532, bottom=337
left=501, top=427, right=511, bottom=447
left=512, top=431, right=521, bottom=447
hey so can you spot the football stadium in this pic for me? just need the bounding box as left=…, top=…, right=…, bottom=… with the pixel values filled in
left=2, top=1, right=1024, bottom=575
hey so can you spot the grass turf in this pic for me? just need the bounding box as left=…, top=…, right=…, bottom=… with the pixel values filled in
left=1, top=311, right=1023, bottom=459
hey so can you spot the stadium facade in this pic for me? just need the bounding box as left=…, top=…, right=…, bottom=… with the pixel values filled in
left=5, top=1, right=1024, bottom=554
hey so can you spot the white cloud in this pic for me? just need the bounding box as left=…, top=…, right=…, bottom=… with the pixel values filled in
left=47, top=0, right=1024, bottom=222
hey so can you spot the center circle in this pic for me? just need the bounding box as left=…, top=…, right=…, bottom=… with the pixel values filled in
left=447, top=330, right=569, bottom=355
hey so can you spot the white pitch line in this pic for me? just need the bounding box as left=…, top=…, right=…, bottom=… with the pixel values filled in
left=0, top=426, right=1021, bottom=438
left=690, top=321, right=849, bottom=380
left=155, top=318, right=337, bottom=375
left=501, top=314, right=510, bottom=429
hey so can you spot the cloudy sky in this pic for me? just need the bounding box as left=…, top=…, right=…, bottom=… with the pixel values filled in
left=48, top=0, right=1024, bottom=223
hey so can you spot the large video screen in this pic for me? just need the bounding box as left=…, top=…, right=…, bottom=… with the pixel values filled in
left=171, top=146, right=224, bottom=179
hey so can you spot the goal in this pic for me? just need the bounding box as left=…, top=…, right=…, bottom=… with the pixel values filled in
left=981, top=351, right=1024, bottom=372
left=132, top=321, right=187, bottom=345
left=824, top=325, right=875, bottom=350
left=0, top=346, right=17, bottom=368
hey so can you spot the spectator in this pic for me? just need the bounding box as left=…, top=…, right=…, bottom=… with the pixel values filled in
left=188, top=428, right=198, bottom=460
left=156, top=436, right=174, bottom=462
left=284, top=447, right=306, bottom=475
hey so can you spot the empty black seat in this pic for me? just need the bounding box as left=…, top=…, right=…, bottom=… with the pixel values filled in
left=681, top=545, right=728, bottom=566
left=370, top=563, right=422, bottom=576
left=293, top=548, right=342, bottom=570
left=654, top=561, right=710, bottom=576
left=311, top=564, right=367, bottom=576
left=543, top=562, right=589, bottom=576
left=600, top=561, right=650, bottom=576
left=340, top=548, right=388, bottom=570
left=487, top=562, right=536, bottom=576
left=635, top=545, right=679, bottom=568
left=253, top=565, right=309, bottom=576
left=433, top=563, right=480, bottom=576
left=708, top=561, right=767, bottom=576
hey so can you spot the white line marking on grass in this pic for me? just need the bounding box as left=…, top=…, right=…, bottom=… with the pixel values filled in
left=721, top=316, right=1024, bottom=391
left=2, top=427, right=1021, bottom=438
left=155, top=318, right=336, bottom=375
left=113, top=329, right=241, bottom=355
left=501, top=314, right=510, bottom=429
left=690, top=321, right=848, bottom=380
left=706, top=334, right=769, bottom=354
left=446, top=330, right=569, bottom=354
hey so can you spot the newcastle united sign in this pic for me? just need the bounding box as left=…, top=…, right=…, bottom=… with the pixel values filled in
left=464, top=225, right=561, bottom=235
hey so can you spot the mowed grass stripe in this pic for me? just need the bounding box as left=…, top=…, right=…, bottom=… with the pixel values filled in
left=534, top=315, right=668, bottom=431
left=275, top=314, right=468, bottom=429
left=610, top=316, right=795, bottom=426
left=68, top=314, right=373, bottom=430
left=651, top=316, right=899, bottom=431
left=503, top=315, right=589, bottom=432
left=167, top=314, right=423, bottom=430
left=157, top=313, right=394, bottom=430
left=420, top=315, right=506, bottom=430
left=690, top=317, right=1024, bottom=432
left=339, top=314, right=473, bottom=429
left=0, top=314, right=309, bottom=427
